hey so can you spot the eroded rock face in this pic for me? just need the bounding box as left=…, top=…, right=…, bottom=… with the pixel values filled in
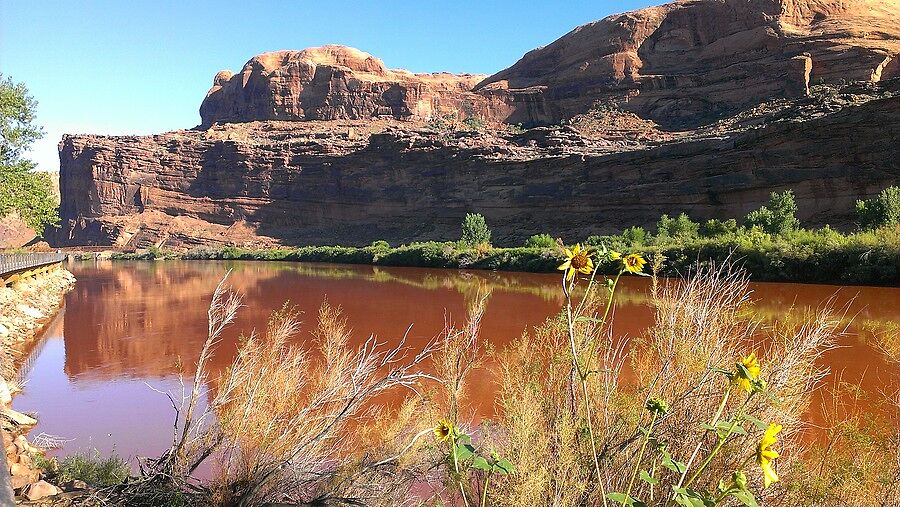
left=52, top=84, right=900, bottom=248
left=199, top=45, right=509, bottom=125
left=53, top=0, right=900, bottom=248
left=477, top=0, right=900, bottom=126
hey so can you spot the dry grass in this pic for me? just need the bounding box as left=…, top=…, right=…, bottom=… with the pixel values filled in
left=491, top=263, right=841, bottom=505
left=104, top=263, right=900, bottom=507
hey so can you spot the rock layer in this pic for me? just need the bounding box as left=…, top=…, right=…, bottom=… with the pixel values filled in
left=54, top=0, right=900, bottom=248
left=199, top=1, right=900, bottom=127
left=53, top=83, right=900, bottom=248
left=199, top=46, right=509, bottom=126
left=477, top=0, right=900, bottom=126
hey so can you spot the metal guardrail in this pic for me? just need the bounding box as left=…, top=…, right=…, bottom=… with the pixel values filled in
left=0, top=253, right=65, bottom=278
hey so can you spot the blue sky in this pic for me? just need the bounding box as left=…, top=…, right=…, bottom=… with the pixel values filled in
left=1, top=1, right=653, bottom=171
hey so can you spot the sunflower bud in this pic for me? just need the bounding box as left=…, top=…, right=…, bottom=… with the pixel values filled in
left=733, top=470, right=748, bottom=490
left=646, top=397, right=669, bottom=415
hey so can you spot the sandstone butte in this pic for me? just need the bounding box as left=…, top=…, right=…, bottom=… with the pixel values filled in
left=49, top=0, right=900, bottom=249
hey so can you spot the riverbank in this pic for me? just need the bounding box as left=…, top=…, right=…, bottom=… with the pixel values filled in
left=102, top=225, right=900, bottom=286
left=0, top=266, right=76, bottom=501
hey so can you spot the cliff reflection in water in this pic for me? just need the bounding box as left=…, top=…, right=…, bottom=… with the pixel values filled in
left=16, top=260, right=900, bottom=462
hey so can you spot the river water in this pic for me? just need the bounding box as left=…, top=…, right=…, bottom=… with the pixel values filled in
left=14, top=260, right=900, bottom=463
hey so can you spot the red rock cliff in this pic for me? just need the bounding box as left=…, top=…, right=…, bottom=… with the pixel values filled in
left=477, top=0, right=900, bottom=126
left=199, top=45, right=511, bottom=126
left=52, top=0, right=900, bottom=248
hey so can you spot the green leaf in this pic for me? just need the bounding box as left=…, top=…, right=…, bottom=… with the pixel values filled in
left=672, top=488, right=713, bottom=507
left=471, top=456, right=491, bottom=471
left=662, top=452, right=687, bottom=474
left=639, top=469, right=659, bottom=485
left=495, top=458, right=515, bottom=474
left=731, top=490, right=760, bottom=507
left=736, top=362, right=752, bottom=380
left=716, top=420, right=746, bottom=436
left=606, top=493, right=646, bottom=506
left=454, top=443, right=475, bottom=461
left=742, top=413, right=769, bottom=431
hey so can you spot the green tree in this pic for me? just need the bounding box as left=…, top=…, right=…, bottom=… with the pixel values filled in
left=656, top=213, right=699, bottom=240
left=621, top=226, right=647, bottom=246
left=700, top=218, right=740, bottom=238
left=855, top=186, right=900, bottom=230
left=744, top=190, right=799, bottom=235
left=0, top=73, right=58, bottom=232
left=460, top=213, right=491, bottom=247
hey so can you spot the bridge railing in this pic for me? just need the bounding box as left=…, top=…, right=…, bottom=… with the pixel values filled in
left=0, top=252, right=66, bottom=278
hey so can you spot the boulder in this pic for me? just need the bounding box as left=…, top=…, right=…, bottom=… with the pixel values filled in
left=24, top=480, right=61, bottom=501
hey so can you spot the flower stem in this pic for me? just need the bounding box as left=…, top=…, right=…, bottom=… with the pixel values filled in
left=451, top=435, right=470, bottom=507
left=676, top=389, right=730, bottom=489
left=623, top=411, right=659, bottom=503
left=684, top=396, right=752, bottom=489
left=563, top=271, right=609, bottom=507
left=481, top=471, right=492, bottom=507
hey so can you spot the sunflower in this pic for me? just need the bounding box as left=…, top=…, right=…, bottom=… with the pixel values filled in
left=733, top=352, right=761, bottom=392
left=621, top=253, right=647, bottom=274
left=434, top=419, right=455, bottom=443
left=757, top=423, right=782, bottom=488
left=558, top=244, right=594, bottom=281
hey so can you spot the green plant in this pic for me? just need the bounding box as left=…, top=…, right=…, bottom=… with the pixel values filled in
left=524, top=234, right=556, bottom=248
left=856, top=186, right=900, bottom=230
left=461, top=213, right=491, bottom=248
left=462, top=116, right=486, bottom=131
left=622, top=226, right=648, bottom=247
left=0, top=73, right=59, bottom=232
left=370, top=239, right=391, bottom=249
left=700, top=219, right=740, bottom=238
left=745, top=190, right=799, bottom=235
left=56, top=449, right=130, bottom=487
left=657, top=213, right=700, bottom=241
left=435, top=420, right=515, bottom=507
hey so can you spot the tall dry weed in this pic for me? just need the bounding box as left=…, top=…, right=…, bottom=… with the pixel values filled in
left=492, top=263, right=841, bottom=505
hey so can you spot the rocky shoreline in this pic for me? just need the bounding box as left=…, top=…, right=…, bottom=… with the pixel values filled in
left=0, top=267, right=76, bottom=503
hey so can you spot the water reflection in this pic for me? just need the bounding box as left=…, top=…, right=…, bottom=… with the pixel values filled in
left=13, top=260, right=900, bottom=461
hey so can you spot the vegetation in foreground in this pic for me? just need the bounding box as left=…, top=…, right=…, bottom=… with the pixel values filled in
left=111, top=188, right=900, bottom=286
left=37, top=248, right=900, bottom=506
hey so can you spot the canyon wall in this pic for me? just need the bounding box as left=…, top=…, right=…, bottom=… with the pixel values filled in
left=53, top=88, right=900, bottom=248
left=53, top=0, right=900, bottom=248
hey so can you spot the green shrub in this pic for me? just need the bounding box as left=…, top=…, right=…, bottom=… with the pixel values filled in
left=745, top=190, right=799, bottom=235
left=56, top=449, right=129, bottom=487
left=524, top=234, right=556, bottom=248
left=376, top=242, right=459, bottom=268
left=700, top=218, right=740, bottom=238
left=460, top=213, right=491, bottom=248
left=370, top=240, right=391, bottom=249
left=656, top=213, right=700, bottom=241
left=856, top=186, right=900, bottom=230
left=621, top=226, right=648, bottom=246
left=462, top=116, right=486, bottom=131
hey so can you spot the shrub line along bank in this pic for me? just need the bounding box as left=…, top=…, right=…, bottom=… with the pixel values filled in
left=104, top=189, right=900, bottom=287
left=106, top=232, right=900, bottom=287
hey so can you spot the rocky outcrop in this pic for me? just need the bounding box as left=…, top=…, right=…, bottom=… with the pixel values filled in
left=477, top=0, right=900, bottom=126
left=52, top=0, right=900, bottom=248
left=52, top=80, right=900, bottom=248
left=200, top=46, right=510, bottom=126
left=199, top=2, right=900, bottom=128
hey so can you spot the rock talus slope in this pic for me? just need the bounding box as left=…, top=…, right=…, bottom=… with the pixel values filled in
left=52, top=0, right=900, bottom=248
